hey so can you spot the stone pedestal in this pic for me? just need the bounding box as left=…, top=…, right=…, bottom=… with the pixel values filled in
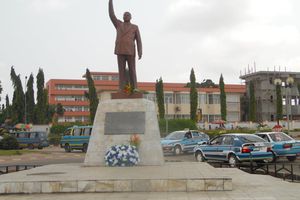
left=84, top=99, right=164, bottom=166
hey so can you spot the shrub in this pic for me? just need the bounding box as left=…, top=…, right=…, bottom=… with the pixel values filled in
left=48, top=133, right=61, bottom=146
left=0, top=134, right=19, bottom=150
left=159, top=119, right=197, bottom=137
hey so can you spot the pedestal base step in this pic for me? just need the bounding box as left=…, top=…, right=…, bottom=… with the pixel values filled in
left=0, top=163, right=232, bottom=194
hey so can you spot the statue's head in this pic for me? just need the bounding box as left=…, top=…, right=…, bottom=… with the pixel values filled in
left=123, top=12, right=132, bottom=22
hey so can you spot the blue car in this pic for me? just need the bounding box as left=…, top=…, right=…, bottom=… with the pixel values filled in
left=194, top=133, right=274, bottom=167
left=161, top=130, right=209, bottom=155
left=255, top=132, right=300, bottom=162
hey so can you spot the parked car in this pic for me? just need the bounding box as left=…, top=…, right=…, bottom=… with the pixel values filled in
left=161, top=130, right=209, bottom=155
left=60, top=125, right=92, bottom=152
left=255, top=132, right=300, bottom=162
left=12, top=131, right=49, bottom=149
left=194, top=133, right=274, bottom=167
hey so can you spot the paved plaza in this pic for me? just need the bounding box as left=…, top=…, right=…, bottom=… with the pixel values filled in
left=0, top=162, right=299, bottom=199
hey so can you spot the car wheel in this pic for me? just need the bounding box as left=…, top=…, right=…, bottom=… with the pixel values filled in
left=287, top=156, right=297, bottom=162
left=64, top=144, right=71, bottom=153
left=82, top=143, right=88, bottom=153
left=228, top=154, right=238, bottom=168
left=37, top=146, right=43, bottom=150
left=195, top=151, right=205, bottom=162
left=28, top=144, right=34, bottom=150
left=174, top=145, right=182, bottom=155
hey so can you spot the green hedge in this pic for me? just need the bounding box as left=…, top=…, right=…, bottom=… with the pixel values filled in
left=0, top=134, right=19, bottom=150
left=159, top=119, right=197, bottom=137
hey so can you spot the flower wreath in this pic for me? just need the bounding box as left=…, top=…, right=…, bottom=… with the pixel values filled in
left=104, top=144, right=140, bottom=167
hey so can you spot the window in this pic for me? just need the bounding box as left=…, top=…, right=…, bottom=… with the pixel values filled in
left=164, top=93, right=173, bottom=104
left=143, top=93, right=156, bottom=102
left=82, top=128, right=92, bottom=136
left=64, top=129, right=72, bottom=136
left=199, top=94, right=207, bottom=104
left=192, top=132, right=199, bottom=137
left=208, top=94, right=220, bottom=104
left=222, top=136, right=234, bottom=145
left=210, top=136, right=223, bottom=145
left=73, top=128, right=82, bottom=136
left=175, top=93, right=190, bottom=104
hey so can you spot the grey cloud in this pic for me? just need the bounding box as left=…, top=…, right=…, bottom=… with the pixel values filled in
left=164, top=0, right=250, bottom=35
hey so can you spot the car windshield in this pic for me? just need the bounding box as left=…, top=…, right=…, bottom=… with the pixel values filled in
left=165, top=131, right=185, bottom=140
left=269, top=132, right=293, bottom=142
left=238, top=135, right=266, bottom=143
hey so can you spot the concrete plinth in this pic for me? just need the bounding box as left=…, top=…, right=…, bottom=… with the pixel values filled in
left=84, top=99, right=164, bottom=166
left=0, top=163, right=232, bottom=194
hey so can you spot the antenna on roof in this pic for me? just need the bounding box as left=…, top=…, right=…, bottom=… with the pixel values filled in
left=254, top=61, right=256, bottom=72
left=285, top=66, right=287, bottom=72
left=279, top=66, right=281, bottom=72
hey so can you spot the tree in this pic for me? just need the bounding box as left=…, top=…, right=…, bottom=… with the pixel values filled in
left=249, top=81, right=256, bottom=122
left=35, top=68, right=47, bottom=124
left=5, top=95, right=11, bottom=119
left=155, top=77, right=165, bottom=119
left=10, top=67, right=25, bottom=123
left=219, top=74, right=227, bottom=121
left=26, top=74, right=35, bottom=123
left=0, top=80, right=2, bottom=102
left=189, top=68, right=198, bottom=122
left=275, top=84, right=283, bottom=121
left=85, top=69, right=99, bottom=123
left=56, top=103, right=65, bottom=116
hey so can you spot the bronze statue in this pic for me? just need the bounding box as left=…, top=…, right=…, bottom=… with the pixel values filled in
left=109, top=0, right=143, bottom=91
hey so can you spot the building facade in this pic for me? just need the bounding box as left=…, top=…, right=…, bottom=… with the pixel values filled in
left=47, top=72, right=246, bottom=123
left=240, top=71, right=300, bottom=122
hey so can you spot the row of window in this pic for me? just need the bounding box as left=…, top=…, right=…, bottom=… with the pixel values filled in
left=56, top=84, right=88, bottom=91
left=63, top=106, right=90, bottom=112
left=144, top=93, right=239, bottom=105
left=55, top=96, right=88, bottom=102
left=92, top=75, right=119, bottom=81
left=58, top=116, right=89, bottom=123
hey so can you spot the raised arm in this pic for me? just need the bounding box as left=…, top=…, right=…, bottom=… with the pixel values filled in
left=109, top=0, right=118, bottom=28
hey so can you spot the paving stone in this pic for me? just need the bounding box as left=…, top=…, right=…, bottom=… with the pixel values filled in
left=95, top=181, right=114, bottom=192
left=78, top=181, right=96, bottom=192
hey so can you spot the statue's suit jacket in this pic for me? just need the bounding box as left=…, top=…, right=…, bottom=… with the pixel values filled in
left=114, top=20, right=142, bottom=56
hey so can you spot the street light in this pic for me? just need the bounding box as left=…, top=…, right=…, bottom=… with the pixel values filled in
left=24, top=76, right=28, bottom=124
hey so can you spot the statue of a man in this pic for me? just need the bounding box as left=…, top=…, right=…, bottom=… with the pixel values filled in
left=109, top=0, right=143, bottom=91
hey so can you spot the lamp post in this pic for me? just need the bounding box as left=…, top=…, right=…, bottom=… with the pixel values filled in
left=24, top=76, right=28, bottom=124
left=286, top=76, right=294, bottom=133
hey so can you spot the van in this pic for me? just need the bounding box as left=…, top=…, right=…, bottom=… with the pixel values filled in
left=13, top=131, right=49, bottom=149
left=60, top=126, right=92, bottom=152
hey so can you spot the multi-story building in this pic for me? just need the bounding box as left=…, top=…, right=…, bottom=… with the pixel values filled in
left=47, top=72, right=246, bottom=123
left=240, top=71, right=300, bottom=122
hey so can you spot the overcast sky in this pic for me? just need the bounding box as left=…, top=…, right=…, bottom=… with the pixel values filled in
left=1, top=0, right=300, bottom=104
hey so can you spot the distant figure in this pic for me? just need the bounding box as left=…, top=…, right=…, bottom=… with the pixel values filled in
left=109, top=0, right=143, bottom=90
left=184, top=131, right=192, bottom=139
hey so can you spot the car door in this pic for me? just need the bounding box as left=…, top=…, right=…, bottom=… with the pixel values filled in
left=203, top=136, right=224, bottom=160
left=181, top=131, right=193, bottom=151
left=183, top=131, right=199, bottom=152
left=216, top=135, right=235, bottom=161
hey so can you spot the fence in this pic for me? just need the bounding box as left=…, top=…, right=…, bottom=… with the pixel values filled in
left=209, top=161, right=300, bottom=182
left=0, top=164, right=41, bottom=175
